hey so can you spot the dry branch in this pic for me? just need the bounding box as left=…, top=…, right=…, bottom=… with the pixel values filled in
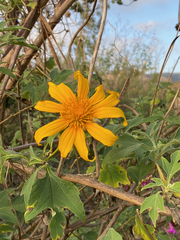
left=4, top=161, right=173, bottom=217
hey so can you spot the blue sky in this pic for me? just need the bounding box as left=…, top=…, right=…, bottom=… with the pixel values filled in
left=106, top=0, right=180, bottom=72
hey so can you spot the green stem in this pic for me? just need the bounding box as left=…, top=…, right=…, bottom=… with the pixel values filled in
left=44, top=147, right=59, bottom=162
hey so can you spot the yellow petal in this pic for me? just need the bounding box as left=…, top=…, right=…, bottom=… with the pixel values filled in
left=74, top=71, right=89, bottom=100
left=57, top=82, right=76, bottom=100
left=48, top=82, right=75, bottom=104
left=35, top=100, right=63, bottom=113
left=85, top=122, right=118, bottom=146
left=92, top=106, right=127, bottom=123
left=58, top=126, right=76, bottom=158
left=106, top=90, right=120, bottom=98
left=92, top=94, right=119, bottom=110
left=74, top=127, right=95, bottom=162
left=88, top=85, right=105, bottom=106
left=34, top=119, right=68, bottom=145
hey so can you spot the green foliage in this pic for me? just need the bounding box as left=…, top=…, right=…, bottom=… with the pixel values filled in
left=101, top=228, right=122, bottom=240
left=50, top=68, right=73, bottom=84
left=0, top=189, right=19, bottom=224
left=0, top=224, right=14, bottom=233
left=133, top=215, right=157, bottom=240
left=160, top=151, right=180, bottom=185
left=1, top=0, right=180, bottom=238
left=49, top=208, right=66, bottom=240
left=103, top=133, right=142, bottom=164
left=127, top=162, right=153, bottom=185
left=140, top=192, right=166, bottom=227
left=99, top=164, right=130, bottom=187
left=0, top=67, right=18, bottom=80
left=158, top=234, right=176, bottom=240
left=22, top=167, right=85, bottom=222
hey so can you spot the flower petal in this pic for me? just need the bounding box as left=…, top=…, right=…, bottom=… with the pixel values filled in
left=92, top=93, right=119, bottom=109
left=106, top=90, right=120, bottom=98
left=92, top=106, right=128, bottom=125
left=58, top=126, right=76, bottom=158
left=57, top=83, right=76, bottom=100
left=34, top=119, right=68, bottom=145
left=85, top=122, right=118, bottom=146
left=74, top=71, right=89, bottom=100
left=48, top=82, right=75, bottom=104
left=35, top=100, right=63, bottom=113
left=88, top=85, right=105, bottom=106
left=74, top=127, right=95, bottom=162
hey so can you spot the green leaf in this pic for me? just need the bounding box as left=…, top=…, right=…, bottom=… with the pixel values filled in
left=160, top=151, right=180, bottom=184
left=26, top=1, right=37, bottom=8
left=21, top=169, right=38, bottom=208
left=80, top=231, right=98, bottom=240
left=99, top=164, right=130, bottom=188
left=0, top=146, right=28, bottom=165
left=51, top=69, right=73, bottom=85
left=0, top=189, right=17, bottom=224
left=21, top=82, right=41, bottom=104
left=0, top=224, right=14, bottom=233
left=133, top=215, right=157, bottom=240
left=103, top=134, right=142, bottom=164
left=141, top=178, right=165, bottom=191
left=127, top=162, right=153, bottom=185
left=12, top=196, right=26, bottom=213
left=169, top=182, right=180, bottom=193
left=49, top=208, right=66, bottom=240
left=24, top=167, right=85, bottom=222
left=0, top=21, right=7, bottom=30
left=0, top=32, right=11, bottom=43
left=101, top=228, right=122, bottom=240
left=28, top=146, right=43, bottom=165
left=0, top=35, right=39, bottom=50
left=150, top=98, right=160, bottom=106
left=0, top=67, right=18, bottom=81
left=158, top=233, right=176, bottom=240
left=140, top=192, right=165, bottom=227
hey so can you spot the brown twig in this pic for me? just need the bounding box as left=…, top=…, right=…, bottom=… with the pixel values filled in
left=150, top=35, right=180, bottom=116
left=0, top=104, right=34, bottom=126
left=68, top=0, right=97, bottom=72
left=5, top=163, right=22, bottom=239
left=4, top=161, right=173, bottom=217
left=98, top=182, right=136, bottom=239
left=158, top=88, right=180, bottom=137
left=27, top=218, right=43, bottom=240
left=136, top=209, right=155, bottom=240
left=0, top=45, right=22, bottom=102
left=88, top=0, right=107, bottom=85
left=41, top=224, right=48, bottom=240
left=40, top=14, right=69, bottom=67
left=93, top=139, right=99, bottom=179
left=56, top=157, right=65, bottom=177
left=6, top=139, right=59, bottom=152
left=17, top=82, right=25, bottom=145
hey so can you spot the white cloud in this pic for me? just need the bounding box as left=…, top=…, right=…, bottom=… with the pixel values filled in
left=135, top=20, right=161, bottom=31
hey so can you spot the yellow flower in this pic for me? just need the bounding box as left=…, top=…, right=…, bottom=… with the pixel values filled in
left=34, top=71, right=127, bottom=161
left=106, top=90, right=120, bottom=98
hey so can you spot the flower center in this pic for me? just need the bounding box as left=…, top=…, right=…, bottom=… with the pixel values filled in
left=61, top=98, right=93, bottom=128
